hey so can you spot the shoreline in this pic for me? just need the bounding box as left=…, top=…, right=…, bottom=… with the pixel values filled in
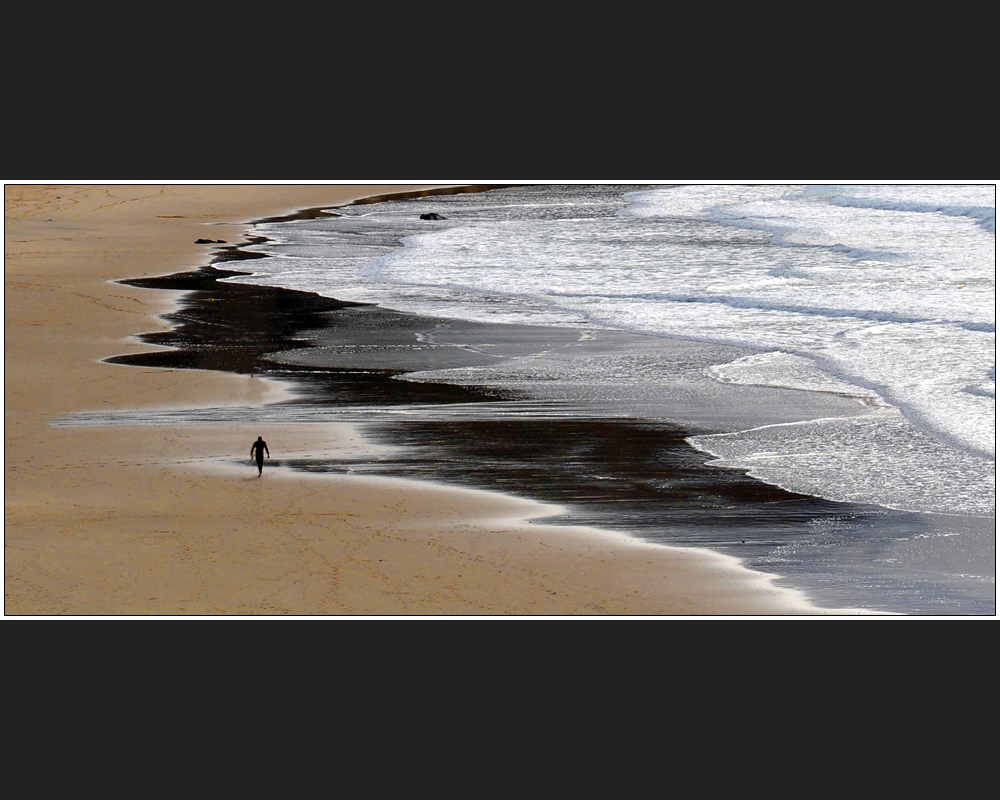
left=5, top=183, right=870, bottom=616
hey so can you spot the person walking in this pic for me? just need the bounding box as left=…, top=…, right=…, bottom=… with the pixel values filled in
left=250, top=436, right=270, bottom=476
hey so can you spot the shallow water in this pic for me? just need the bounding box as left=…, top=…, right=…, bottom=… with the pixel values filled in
left=241, top=184, right=995, bottom=517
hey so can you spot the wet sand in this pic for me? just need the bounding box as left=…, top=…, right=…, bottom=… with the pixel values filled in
left=4, top=183, right=868, bottom=615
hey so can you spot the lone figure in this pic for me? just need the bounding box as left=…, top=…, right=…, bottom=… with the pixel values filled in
left=250, top=436, right=270, bottom=476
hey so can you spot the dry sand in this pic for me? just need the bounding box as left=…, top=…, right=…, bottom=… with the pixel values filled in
left=4, top=183, right=854, bottom=616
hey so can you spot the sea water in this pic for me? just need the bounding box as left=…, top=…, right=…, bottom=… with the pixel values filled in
left=230, top=183, right=995, bottom=613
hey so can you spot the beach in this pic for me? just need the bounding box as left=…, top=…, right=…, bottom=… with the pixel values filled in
left=5, top=183, right=870, bottom=616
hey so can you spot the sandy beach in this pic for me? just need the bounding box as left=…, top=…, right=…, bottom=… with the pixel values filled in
left=4, top=183, right=859, bottom=616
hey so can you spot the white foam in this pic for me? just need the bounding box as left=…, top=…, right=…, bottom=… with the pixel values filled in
left=688, top=406, right=996, bottom=516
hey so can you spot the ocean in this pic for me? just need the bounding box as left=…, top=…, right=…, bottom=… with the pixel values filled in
left=88, top=183, right=996, bottom=614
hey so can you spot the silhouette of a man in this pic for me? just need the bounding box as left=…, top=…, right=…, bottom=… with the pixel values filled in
left=250, top=436, right=270, bottom=476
